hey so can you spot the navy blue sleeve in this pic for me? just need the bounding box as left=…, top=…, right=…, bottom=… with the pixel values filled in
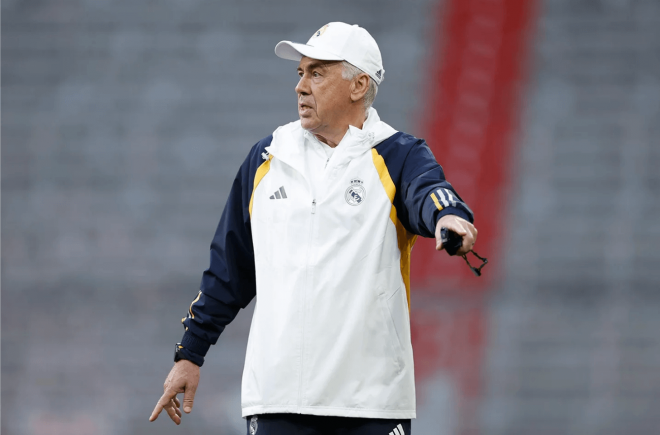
left=375, top=133, right=474, bottom=238
left=177, top=136, right=272, bottom=366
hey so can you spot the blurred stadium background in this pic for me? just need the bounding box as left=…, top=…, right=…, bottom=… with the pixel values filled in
left=2, top=0, right=659, bottom=434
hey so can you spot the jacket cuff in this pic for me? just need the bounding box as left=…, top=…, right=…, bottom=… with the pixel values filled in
left=176, top=345, right=205, bottom=367
left=181, top=330, right=212, bottom=357
left=434, top=207, right=474, bottom=226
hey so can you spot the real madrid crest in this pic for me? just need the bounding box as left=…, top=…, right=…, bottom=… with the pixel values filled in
left=312, top=24, right=329, bottom=38
left=345, top=178, right=366, bottom=206
left=249, top=416, right=258, bottom=435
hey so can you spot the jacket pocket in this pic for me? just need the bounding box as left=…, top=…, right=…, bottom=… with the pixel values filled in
left=376, top=286, right=406, bottom=371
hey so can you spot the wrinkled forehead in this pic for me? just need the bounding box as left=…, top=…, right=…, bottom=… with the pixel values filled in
left=297, top=56, right=342, bottom=71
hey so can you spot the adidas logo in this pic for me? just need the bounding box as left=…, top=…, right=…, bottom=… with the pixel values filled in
left=389, top=424, right=405, bottom=435
left=375, top=69, right=383, bottom=80
left=269, top=186, right=288, bottom=199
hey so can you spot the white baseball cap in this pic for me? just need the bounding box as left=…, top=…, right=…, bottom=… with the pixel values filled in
left=275, top=22, right=385, bottom=85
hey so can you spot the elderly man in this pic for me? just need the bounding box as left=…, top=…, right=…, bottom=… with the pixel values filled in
left=150, top=22, right=478, bottom=434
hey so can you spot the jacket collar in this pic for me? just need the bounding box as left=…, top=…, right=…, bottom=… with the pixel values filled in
left=265, top=108, right=398, bottom=173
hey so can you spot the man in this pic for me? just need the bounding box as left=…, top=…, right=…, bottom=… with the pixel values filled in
left=150, top=22, right=478, bottom=434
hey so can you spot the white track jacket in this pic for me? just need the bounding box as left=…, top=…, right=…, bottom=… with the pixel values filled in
left=178, top=108, right=474, bottom=419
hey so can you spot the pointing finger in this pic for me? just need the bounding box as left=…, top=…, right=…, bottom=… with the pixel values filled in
left=149, top=390, right=175, bottom=422
left=149, top=402, right=164, bottom=422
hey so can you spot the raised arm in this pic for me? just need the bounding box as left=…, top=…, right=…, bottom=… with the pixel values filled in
left=376, top=134, right=477, bottom=255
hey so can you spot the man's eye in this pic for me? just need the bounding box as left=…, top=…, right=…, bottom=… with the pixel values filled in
left=298, top=72, right=303, bottom=77
left=313, top=72, right=320, bottom=77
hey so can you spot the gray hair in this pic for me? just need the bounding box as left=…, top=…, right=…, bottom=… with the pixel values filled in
left=341, top=61, right=378, bottom=111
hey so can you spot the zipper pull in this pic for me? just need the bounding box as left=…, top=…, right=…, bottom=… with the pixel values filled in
left=325, top=158, right=330, bottom=168
left=311, top=199, right=316, bottom=214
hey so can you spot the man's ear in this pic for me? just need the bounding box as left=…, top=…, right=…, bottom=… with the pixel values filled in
left=350, top=74, right=370, bottom=103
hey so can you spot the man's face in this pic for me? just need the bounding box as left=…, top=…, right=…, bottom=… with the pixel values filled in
left=295, top=57, right=352, bottom=133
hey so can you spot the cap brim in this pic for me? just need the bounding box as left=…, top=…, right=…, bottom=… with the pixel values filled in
left=275, top=41, right=344, bottom=62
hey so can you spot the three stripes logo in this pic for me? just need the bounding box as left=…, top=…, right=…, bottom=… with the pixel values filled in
left=389, top=424, right=405, bottom=435
left=270, top=186, right=288, bottom=200
left=430, top=188, right=458, bottom=210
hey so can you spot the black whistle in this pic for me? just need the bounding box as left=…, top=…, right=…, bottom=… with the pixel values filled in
left=440, top=227, right=463, bottom=256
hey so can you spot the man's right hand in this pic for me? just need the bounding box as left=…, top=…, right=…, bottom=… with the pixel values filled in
left=149, top=360, right=200, bottom=425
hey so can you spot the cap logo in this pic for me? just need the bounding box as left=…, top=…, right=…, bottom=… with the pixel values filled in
left=312, top=24, right=329, bottom=38
left=375, top=69, right=383, bottom=80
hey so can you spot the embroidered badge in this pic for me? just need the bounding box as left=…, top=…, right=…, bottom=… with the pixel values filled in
left=249, top=416, right=258, bottom=435
left=345, top=178, right=366, bottom=206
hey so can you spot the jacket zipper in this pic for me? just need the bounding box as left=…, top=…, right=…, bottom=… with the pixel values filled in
left=266, top=149, right=318, bottom=408
left=298, top=197, right=317, bottom=407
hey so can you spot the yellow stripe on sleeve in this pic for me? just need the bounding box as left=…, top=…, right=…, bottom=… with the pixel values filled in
left=431, top=192, right=444, bottom=211
left=371, top=149, right=418, bottom=311
left=371, top=149, right=396, bottom=203
left=249, top=155, right=272, bottom=217
left=188, top=291, right=202, bottom=319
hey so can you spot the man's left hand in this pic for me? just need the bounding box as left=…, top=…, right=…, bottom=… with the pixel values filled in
left=435, top=215, right=478, bottom=256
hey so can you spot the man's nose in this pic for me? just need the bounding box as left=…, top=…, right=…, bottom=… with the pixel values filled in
left=295, top=75, right=310, bottom=95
